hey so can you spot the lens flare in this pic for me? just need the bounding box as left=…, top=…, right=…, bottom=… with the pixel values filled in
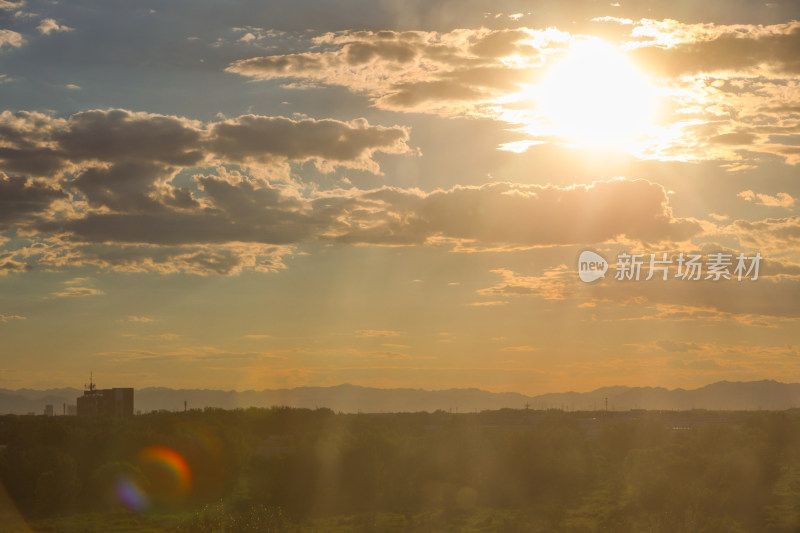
left=114, top=477, right=149, bottom=512
left=137, top=446, right=193, bottom=500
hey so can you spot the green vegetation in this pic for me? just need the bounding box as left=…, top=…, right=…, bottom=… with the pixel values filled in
left=2, top=408, right=800, bottom=531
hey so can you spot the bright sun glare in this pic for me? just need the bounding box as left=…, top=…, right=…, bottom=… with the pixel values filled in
left=534, top=39, right=658, bottom=146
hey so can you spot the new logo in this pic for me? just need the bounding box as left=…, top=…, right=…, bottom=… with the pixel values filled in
left=578, top=250, right=608, bottom=283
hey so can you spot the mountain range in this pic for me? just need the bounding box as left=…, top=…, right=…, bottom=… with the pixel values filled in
left=3, top=380, right=800, bottom=415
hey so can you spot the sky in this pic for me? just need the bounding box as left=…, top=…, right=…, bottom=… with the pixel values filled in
left=0, top=0, right=799, bottom=394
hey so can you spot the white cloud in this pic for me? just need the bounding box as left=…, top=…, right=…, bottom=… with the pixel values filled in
left=738, top=190, right=796, bottom=208
left=36, top=18, right=73, bottom=35
left=0, top=29, right=23, bottom=50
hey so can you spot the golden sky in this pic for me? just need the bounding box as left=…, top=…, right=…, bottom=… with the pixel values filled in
left=0, top=0, right=798, bottom=393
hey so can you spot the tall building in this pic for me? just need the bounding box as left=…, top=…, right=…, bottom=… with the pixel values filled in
left=44, top=404, right=54, bottom=416
left=76, top=374, right=134, bottom=418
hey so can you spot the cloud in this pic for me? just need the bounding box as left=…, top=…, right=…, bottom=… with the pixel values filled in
left=0, top=314, right=25, bottom=322
left=71, top=162, right=179, bottom=212
left=0, top=107, right=733, bottom=278
left=475, top=244, right=800, bottom=323
left=0, top=107, right=415, bottom=275
left=0, top=162, right=699, bottom=275
left=733, top=216, right=800, bottom=249
left=0, top=108, right=410, bottom=179
left=501, top=345, right=536, bottom=352
left=625, top=303, right=785, bottom=328
left=125, top=316, right=153, bottom=323
left=377, top=78, right=488, bottom=109
left=478, top=267, right=572, bottom=301
left=0, top=173, right=66, bottom=228
left=221, top=20, right=800, bottom=168
left=226, top=28, right=551, bottom=113
left=0, top=108, right=700, bottom=276
left=572, top=19, right=800, bottom=165
left=468, top=300, right=508, bottom=307
left=738, top=190, right=796, bottom=208
left=654, top=340, right=703, bottom=352
left=0, top=1, right=24, bottom=10
left=628, top=20, right=800, bottom=77
left=709, top=132, right=757, bottom=146
left=0, top=253, right=29, bottom=274
left=55, top=109, right=204, bottom=167
left=0, top=29, right=23, bottom=50
left=223, top=20, right=800, bottom=166
left=206, top=115, right=410, bottom=173
left=52, top=286, right=104, bottom=297
left=355, top=329, right=404, bottom=337
left=32, top=242, right=291, bottom=275
left=46, top=176, right=321, bottom=247
left=331, top=179, right=701, bottom=247
left=36, top=18, right=74, bottom=36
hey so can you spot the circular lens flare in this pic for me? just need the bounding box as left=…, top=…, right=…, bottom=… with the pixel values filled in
left=114, top=477, right=149, bottom=512
left=137, top=446, right=193, bottom=500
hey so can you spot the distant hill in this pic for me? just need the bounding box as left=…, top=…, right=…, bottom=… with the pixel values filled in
left=528, top=380, right=800, bottom=411
left=2, top=380, right=800, bottom=414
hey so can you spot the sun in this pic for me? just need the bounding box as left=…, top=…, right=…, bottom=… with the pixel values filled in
left=532, top=39, right=658, bottom=146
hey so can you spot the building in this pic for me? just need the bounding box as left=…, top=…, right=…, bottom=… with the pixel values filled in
left=76, top=375, right=134, bottom=418
left=44, top=404, right=54, bottom=416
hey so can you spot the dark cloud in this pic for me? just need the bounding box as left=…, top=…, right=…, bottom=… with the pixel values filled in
left=734, top=216, right=800, bottom=248
left=226, top=53, right=325, bottom=76
left=0, top=107, right=413, bottom=274
left=344, top=41, right=417, bottom=65
left=7, top=171, right=700, bottom=275
left=380, top=79, right=486, bottom=108
left=36, top=242, right=287, bottom=275
left=709, top=132, right=757, bottom=145
left=0, top=145, right=65, bottom=176
left=0, top=108, right=410, bottom=179
left=45, top=176, right=319, bottom=246
left=0, top=173, right=65, bottom=227
left=47, top=211, right=302, bottom=246
left=0, top=252, right=29, bottom=273
left=206, top=115, right=410, bottom=169
left=333, top=179, right=702, bottom=247
left=71, top=162, right=172, bottom=212
left=55, top=109, right=205, bottom=166
left=378, top=66, right=532, bottom=109
left=0, top=111, right=67, bottom=176
left=468, top=29, right=535, bottom=58
left=632, top=23, right=800, bottom=76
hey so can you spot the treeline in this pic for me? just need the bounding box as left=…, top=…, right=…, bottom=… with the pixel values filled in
left=2, top=408, right=800, bottom=531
